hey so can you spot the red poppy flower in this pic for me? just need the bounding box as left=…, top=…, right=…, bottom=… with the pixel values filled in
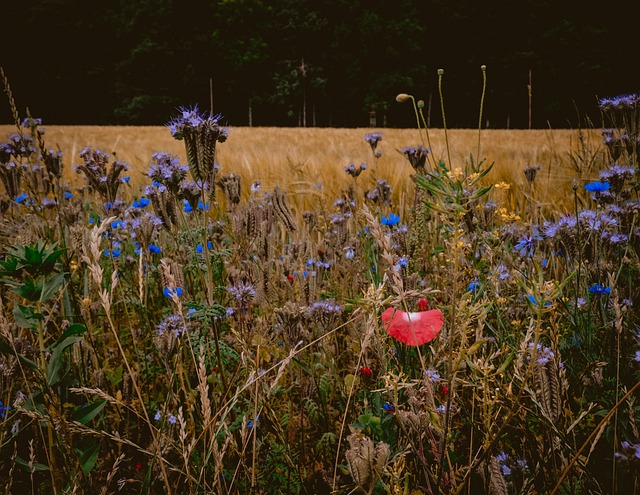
left=286, top=274, right=294, bottom=284
left=381, top=307, right=444, bottom=346
left=360, top=366, right=373, bottom=377
left=417, top=298, right=429, bottom=311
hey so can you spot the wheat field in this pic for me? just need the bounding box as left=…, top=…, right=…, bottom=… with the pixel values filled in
left=0, top=125, right=608, bottom=214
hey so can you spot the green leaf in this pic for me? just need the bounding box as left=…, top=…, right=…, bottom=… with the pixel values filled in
left=0, top=339, right=38, bottom=371
left=14, top=277, right=43, bottom=302
left=53, top=324, right=87, bottom=347
left=469, top=185, right=493, bottom=200
left=13, top=304, right=42, bottom=329
left=74, top=438, right=100, bottom=475
left=15, top=456, right=50, bottom=473
left=47, top=335, right=84, bottom=386
left=40, top=272, right=66, bottom=303
left=74, top=400, right=107, bottom=425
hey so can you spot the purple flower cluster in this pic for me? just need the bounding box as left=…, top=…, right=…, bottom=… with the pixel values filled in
left=401, top=145, right=429, bottom=172
left=148, top=152, right=189, bottom=194
left=598, top=93, right=640, bottom=111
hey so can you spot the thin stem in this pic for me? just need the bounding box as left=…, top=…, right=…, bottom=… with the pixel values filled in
left=438, top=69, right=452, bottom=169
left=477, top=65, right=487, bottom=161
left=550, top=379, right=640, bottom=495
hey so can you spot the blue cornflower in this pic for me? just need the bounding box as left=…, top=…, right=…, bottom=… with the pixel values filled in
left=164, top=287, right=183, bottom=299
left=468, top=281, right=479, bottom=293
left=527, top=295, right=552, bottom=307
left=132, top=198, right=150, bottom=208
left=198, top=201, right=210, bottom=211
left=64, top=191, right=73, bottom=199
left=196, top=242, right=213, bottom=253
left=584, top=181, right=611, bottom=193
left=0, top=401, right=10, bottom=419
left=588, top=283, right=611, bottom=295
left=183, top=200, right=193, bottom=213
left=121, top=176, right=130, bottom=183
left=382, top=403, right=395, bottom=413
left=381, top=213, right=400, bottom=226
left=148, top=244, right=161, bottom=254
left=15, top=192, right=28, bottom=204
left=514, top=230, right=542, bottom=257
left=104, top=249, right=120, bottom=258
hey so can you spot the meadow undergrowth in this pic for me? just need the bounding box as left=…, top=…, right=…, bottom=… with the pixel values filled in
left=1, top=66, right=640, bottom=494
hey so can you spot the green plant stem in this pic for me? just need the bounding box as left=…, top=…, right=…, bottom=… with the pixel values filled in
left=477, top=66, right=487, bottom=161
left=436, top=212, right=461, bottom=492
left=438, top=71, right=452, bottom=170
left=417, top=108, right=438, bottom=171
left=36, top=301, right=58, bottom=493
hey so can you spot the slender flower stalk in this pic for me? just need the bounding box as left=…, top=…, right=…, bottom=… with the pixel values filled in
left=438, top=69, right=452, bottom=169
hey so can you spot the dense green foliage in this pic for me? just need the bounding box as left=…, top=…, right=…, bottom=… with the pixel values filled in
left=2, top=0, right=637, bottom=127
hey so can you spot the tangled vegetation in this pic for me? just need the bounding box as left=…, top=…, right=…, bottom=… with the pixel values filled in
left=1, top=68, right=640, bottom=494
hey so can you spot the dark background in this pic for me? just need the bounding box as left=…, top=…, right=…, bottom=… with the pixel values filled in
left=1, top=0, right=637, bottom=128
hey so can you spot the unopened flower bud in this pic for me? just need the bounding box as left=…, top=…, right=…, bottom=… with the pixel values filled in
left=395, top=93, right=412, bottom=103
left=437, top=69, right=444, bottom=77
left=417, top=100, right=425, bottom=109
left=481, top=65, right=487, bottom=72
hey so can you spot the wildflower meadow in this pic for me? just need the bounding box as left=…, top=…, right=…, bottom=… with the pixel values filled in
left=1, top=67, right=640, bottom=494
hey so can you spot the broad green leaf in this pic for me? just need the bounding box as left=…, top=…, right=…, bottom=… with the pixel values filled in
left=74, top=438, right=100, bottom=475
left=74, top=400, right=107, bottom=425
left=13, top=303, right=42, bottom=329
left=15, top=456, right=50, bottom=473
left=40, top=272, right=66, bottom=303
left=54, top=324, right=87, bottom=347
left=47, top=335, right=84, bottom=386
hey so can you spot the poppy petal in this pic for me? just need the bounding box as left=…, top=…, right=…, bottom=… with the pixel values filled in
left=381, top=307, right=444, bottom=346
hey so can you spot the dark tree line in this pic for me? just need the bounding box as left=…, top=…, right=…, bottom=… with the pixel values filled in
left=1, top=0, right=637, bottom=128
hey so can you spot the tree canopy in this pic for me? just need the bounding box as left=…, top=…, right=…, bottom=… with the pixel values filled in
left=1, top=0, right=637, bottom=127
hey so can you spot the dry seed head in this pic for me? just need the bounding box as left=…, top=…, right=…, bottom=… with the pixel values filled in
left=488, top=456, right=509, bottom=495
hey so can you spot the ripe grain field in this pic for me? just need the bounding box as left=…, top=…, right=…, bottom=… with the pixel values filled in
left=0, top=125, right=607, bottom=215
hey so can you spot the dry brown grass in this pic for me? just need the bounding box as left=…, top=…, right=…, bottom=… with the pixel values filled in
left=0, top=125, right=608, bottom=214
